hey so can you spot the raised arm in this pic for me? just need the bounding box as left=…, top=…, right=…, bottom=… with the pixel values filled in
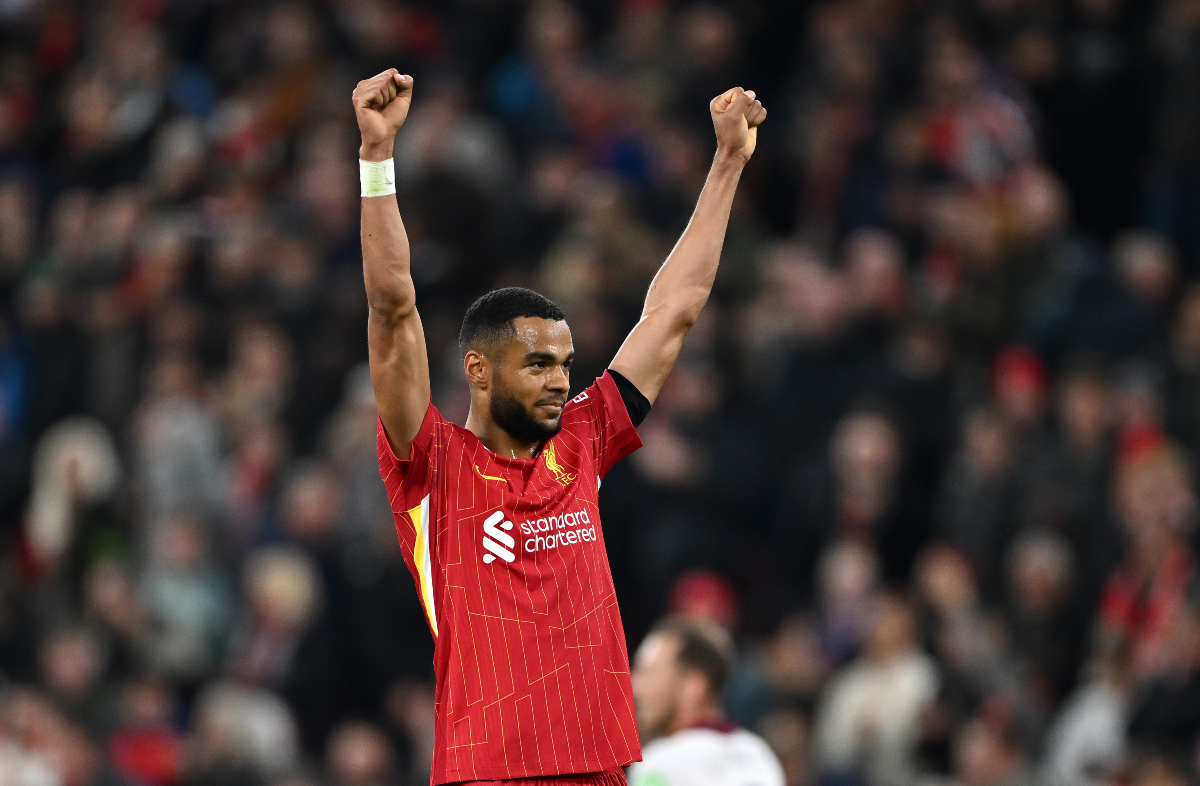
left=355, top=69, right=429, bottom=458
left=609, top=87, right=766, bottom=403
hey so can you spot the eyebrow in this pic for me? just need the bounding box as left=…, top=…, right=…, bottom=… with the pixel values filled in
left=523, top=351, right=575, bottom=364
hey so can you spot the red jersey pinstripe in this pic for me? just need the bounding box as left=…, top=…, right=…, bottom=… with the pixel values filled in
left=378, top=371, right=644, bottom=783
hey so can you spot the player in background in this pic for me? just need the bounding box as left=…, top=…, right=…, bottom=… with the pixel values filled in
left=629, top=617, right=785, bottom=786
left=354, top=68, right=765, bottom=785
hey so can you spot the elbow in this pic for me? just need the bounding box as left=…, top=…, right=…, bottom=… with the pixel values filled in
left=641, top=295, right=706, bottom=334
left=672, top=308, right=701, bottom=332
left=669, top=287, right=711, bottom=330
left=367, top=280, right=417, bottom=322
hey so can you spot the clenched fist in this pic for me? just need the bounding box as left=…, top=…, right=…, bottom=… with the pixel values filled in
left=353, top=69, right=414, bottom=161
left=710, top=87, right=767, bottom=162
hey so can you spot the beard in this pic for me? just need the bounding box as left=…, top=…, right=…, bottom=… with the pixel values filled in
left=489, top=383, right=564, bottom=445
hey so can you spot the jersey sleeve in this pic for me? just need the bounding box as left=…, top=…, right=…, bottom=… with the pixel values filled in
left=569, top=370, right=643, bottom=479
left=378, top=403, right=446, bottom=638
left=377, top=402, right=445, bottom=514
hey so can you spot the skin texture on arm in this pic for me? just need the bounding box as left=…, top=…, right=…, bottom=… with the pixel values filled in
left=355, top=69, right=430, bottom=459
left=610, top=87, right=766, bottom=404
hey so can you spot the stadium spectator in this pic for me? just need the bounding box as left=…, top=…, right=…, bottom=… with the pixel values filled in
left=630, top=615, right=785, bottom=786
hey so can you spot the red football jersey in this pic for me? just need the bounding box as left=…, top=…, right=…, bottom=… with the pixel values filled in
left=377, top=371, right=644, bottom=783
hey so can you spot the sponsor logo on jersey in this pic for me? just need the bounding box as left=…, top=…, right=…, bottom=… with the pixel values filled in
left=480, top=510, right=515, bottom=564
left=519, top=508, right=596, bottom=554
left=480, top=507, right=598, bottom=563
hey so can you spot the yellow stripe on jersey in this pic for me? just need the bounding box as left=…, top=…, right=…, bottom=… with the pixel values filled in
left=408, top=494, right=438, bottom=637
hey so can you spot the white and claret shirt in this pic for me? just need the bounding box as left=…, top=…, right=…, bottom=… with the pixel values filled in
left=628, top=721, right=786, bottom=786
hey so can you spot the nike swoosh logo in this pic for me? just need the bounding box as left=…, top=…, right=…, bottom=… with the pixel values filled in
left=475, top=466, right=506, bottom=483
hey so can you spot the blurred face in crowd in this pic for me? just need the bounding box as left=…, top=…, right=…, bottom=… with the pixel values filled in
left=926, top=35, right=983, bottom=106
left=525, top=0, right=582, bottom=63
left=962, top=409, right=1012, bottom=476
left=39, top=628, right=103, bottom=699
left=1114, top=231, right=1176, bottom=306
left=680, top=5, right=738, bottom=69
left=954, top=719, right=1022, bottom=786
left=153, top=516, right=208, bottom=572
left=1008, top=533, right=1072, bottom=616
left=245, top=549, right=320, bottom=634
left=326, top=722, right=394, bottom=786
left=1057, top=372, right=1112, bottom=450
left=1, top=690, right=98, bottom=786
left=767, top=616, right=829, bottom=697
left=468, top=317, right=573, bottom=444
left=832, top=411, right=901, bottom=496
left=917, top=546, right=978, bottom=617
left=994, top=373, right=1046, bottom=432
left=1116, top=448, right=1197, bottom=549
left=844, top=229, right=908, bottom=318
left=632, top=632, right=680, bottom=740
left=1008, top=165, right=1068, bottom=242
left=863, top=594, right=917, bottom=663
left=819, top=539, right=878, bottom=612
left=632, top=631, right=709, bottom=743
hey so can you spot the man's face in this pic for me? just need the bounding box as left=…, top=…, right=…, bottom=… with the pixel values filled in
left=631, top=632, right=682, bottom=743
left=488, top=317, right=574, bottom=444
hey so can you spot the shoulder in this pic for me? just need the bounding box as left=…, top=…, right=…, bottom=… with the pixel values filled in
left=376, top=404, right=466, bottom=468
left=563, top=382, right=600, bottom=418
left=728, top=728, right=784, bottom=762
left=561, top=371, right=627, bottom=428
left=637, top=728, right=784, bottom=786
left=641, top=728, right=721, bottom=759
left=558, top=381, right=603, bottom=436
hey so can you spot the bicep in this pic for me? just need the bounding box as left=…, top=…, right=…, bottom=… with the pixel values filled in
left=369, top=305, right=431, bottom=459
left=609, top=307, right=689, bottom=405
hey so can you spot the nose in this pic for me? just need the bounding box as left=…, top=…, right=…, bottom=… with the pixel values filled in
left=546, top=364, right=569, bottom=393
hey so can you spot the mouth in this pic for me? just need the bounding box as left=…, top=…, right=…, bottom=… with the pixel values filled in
left=536, top=400, right=565, bottom=415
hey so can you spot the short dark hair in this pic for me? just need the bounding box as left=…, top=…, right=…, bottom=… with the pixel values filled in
left=458, top=287, right=567, bottom=358
left=650, top=616, right=734, bottom=698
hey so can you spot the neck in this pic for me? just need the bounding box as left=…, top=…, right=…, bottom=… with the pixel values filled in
left=667, top=701, right=722, bottom=736
left=465, top=404, right=541, bottom=459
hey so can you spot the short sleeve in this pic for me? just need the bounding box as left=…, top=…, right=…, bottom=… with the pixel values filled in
left=377, top=402, right=445, bottom=514
left=568, top=370, right=643, bottom=479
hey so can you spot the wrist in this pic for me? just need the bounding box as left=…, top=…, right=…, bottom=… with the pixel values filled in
left=359, top=141, right=394, bottom=162
left=359, top=158, right=396, bottom=198
left=713, top=147, right=748, bottom=171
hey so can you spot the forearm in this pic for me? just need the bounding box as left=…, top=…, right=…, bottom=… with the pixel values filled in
left=361, top=199, right=414, bottom=315
left=610, top=86, right=763, bottom=402
left=642, top=151, right=745, bottom=324
left=609, top=151, right=746, bottom=401
left=360, top=139, right=415, bottom=317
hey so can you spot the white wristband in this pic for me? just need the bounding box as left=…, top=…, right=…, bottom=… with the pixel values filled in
left=359, top=158, right=396, bottom=198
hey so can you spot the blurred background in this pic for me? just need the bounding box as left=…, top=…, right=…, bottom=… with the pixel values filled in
left=3, top=0, right=1200, bottom=784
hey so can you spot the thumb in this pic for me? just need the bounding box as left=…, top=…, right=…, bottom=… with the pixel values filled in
left=726, top=87, right=753, bottom=115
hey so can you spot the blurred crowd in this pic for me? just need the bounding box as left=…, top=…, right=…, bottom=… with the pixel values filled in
left=3, top=0, right=1200, bottom=785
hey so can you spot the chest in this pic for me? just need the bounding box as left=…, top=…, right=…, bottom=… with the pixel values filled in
left=434, top=436, right=602, bottom=569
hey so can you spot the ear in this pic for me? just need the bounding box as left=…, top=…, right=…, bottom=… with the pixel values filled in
left=678, top=669, right=710, bottom=715
left=464, top=349, right=491, bottom=390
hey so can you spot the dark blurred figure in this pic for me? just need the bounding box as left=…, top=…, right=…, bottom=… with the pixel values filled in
left=325, top=721, right=397, bottom=786
left=1096, top=436, right=1197, bottom=685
